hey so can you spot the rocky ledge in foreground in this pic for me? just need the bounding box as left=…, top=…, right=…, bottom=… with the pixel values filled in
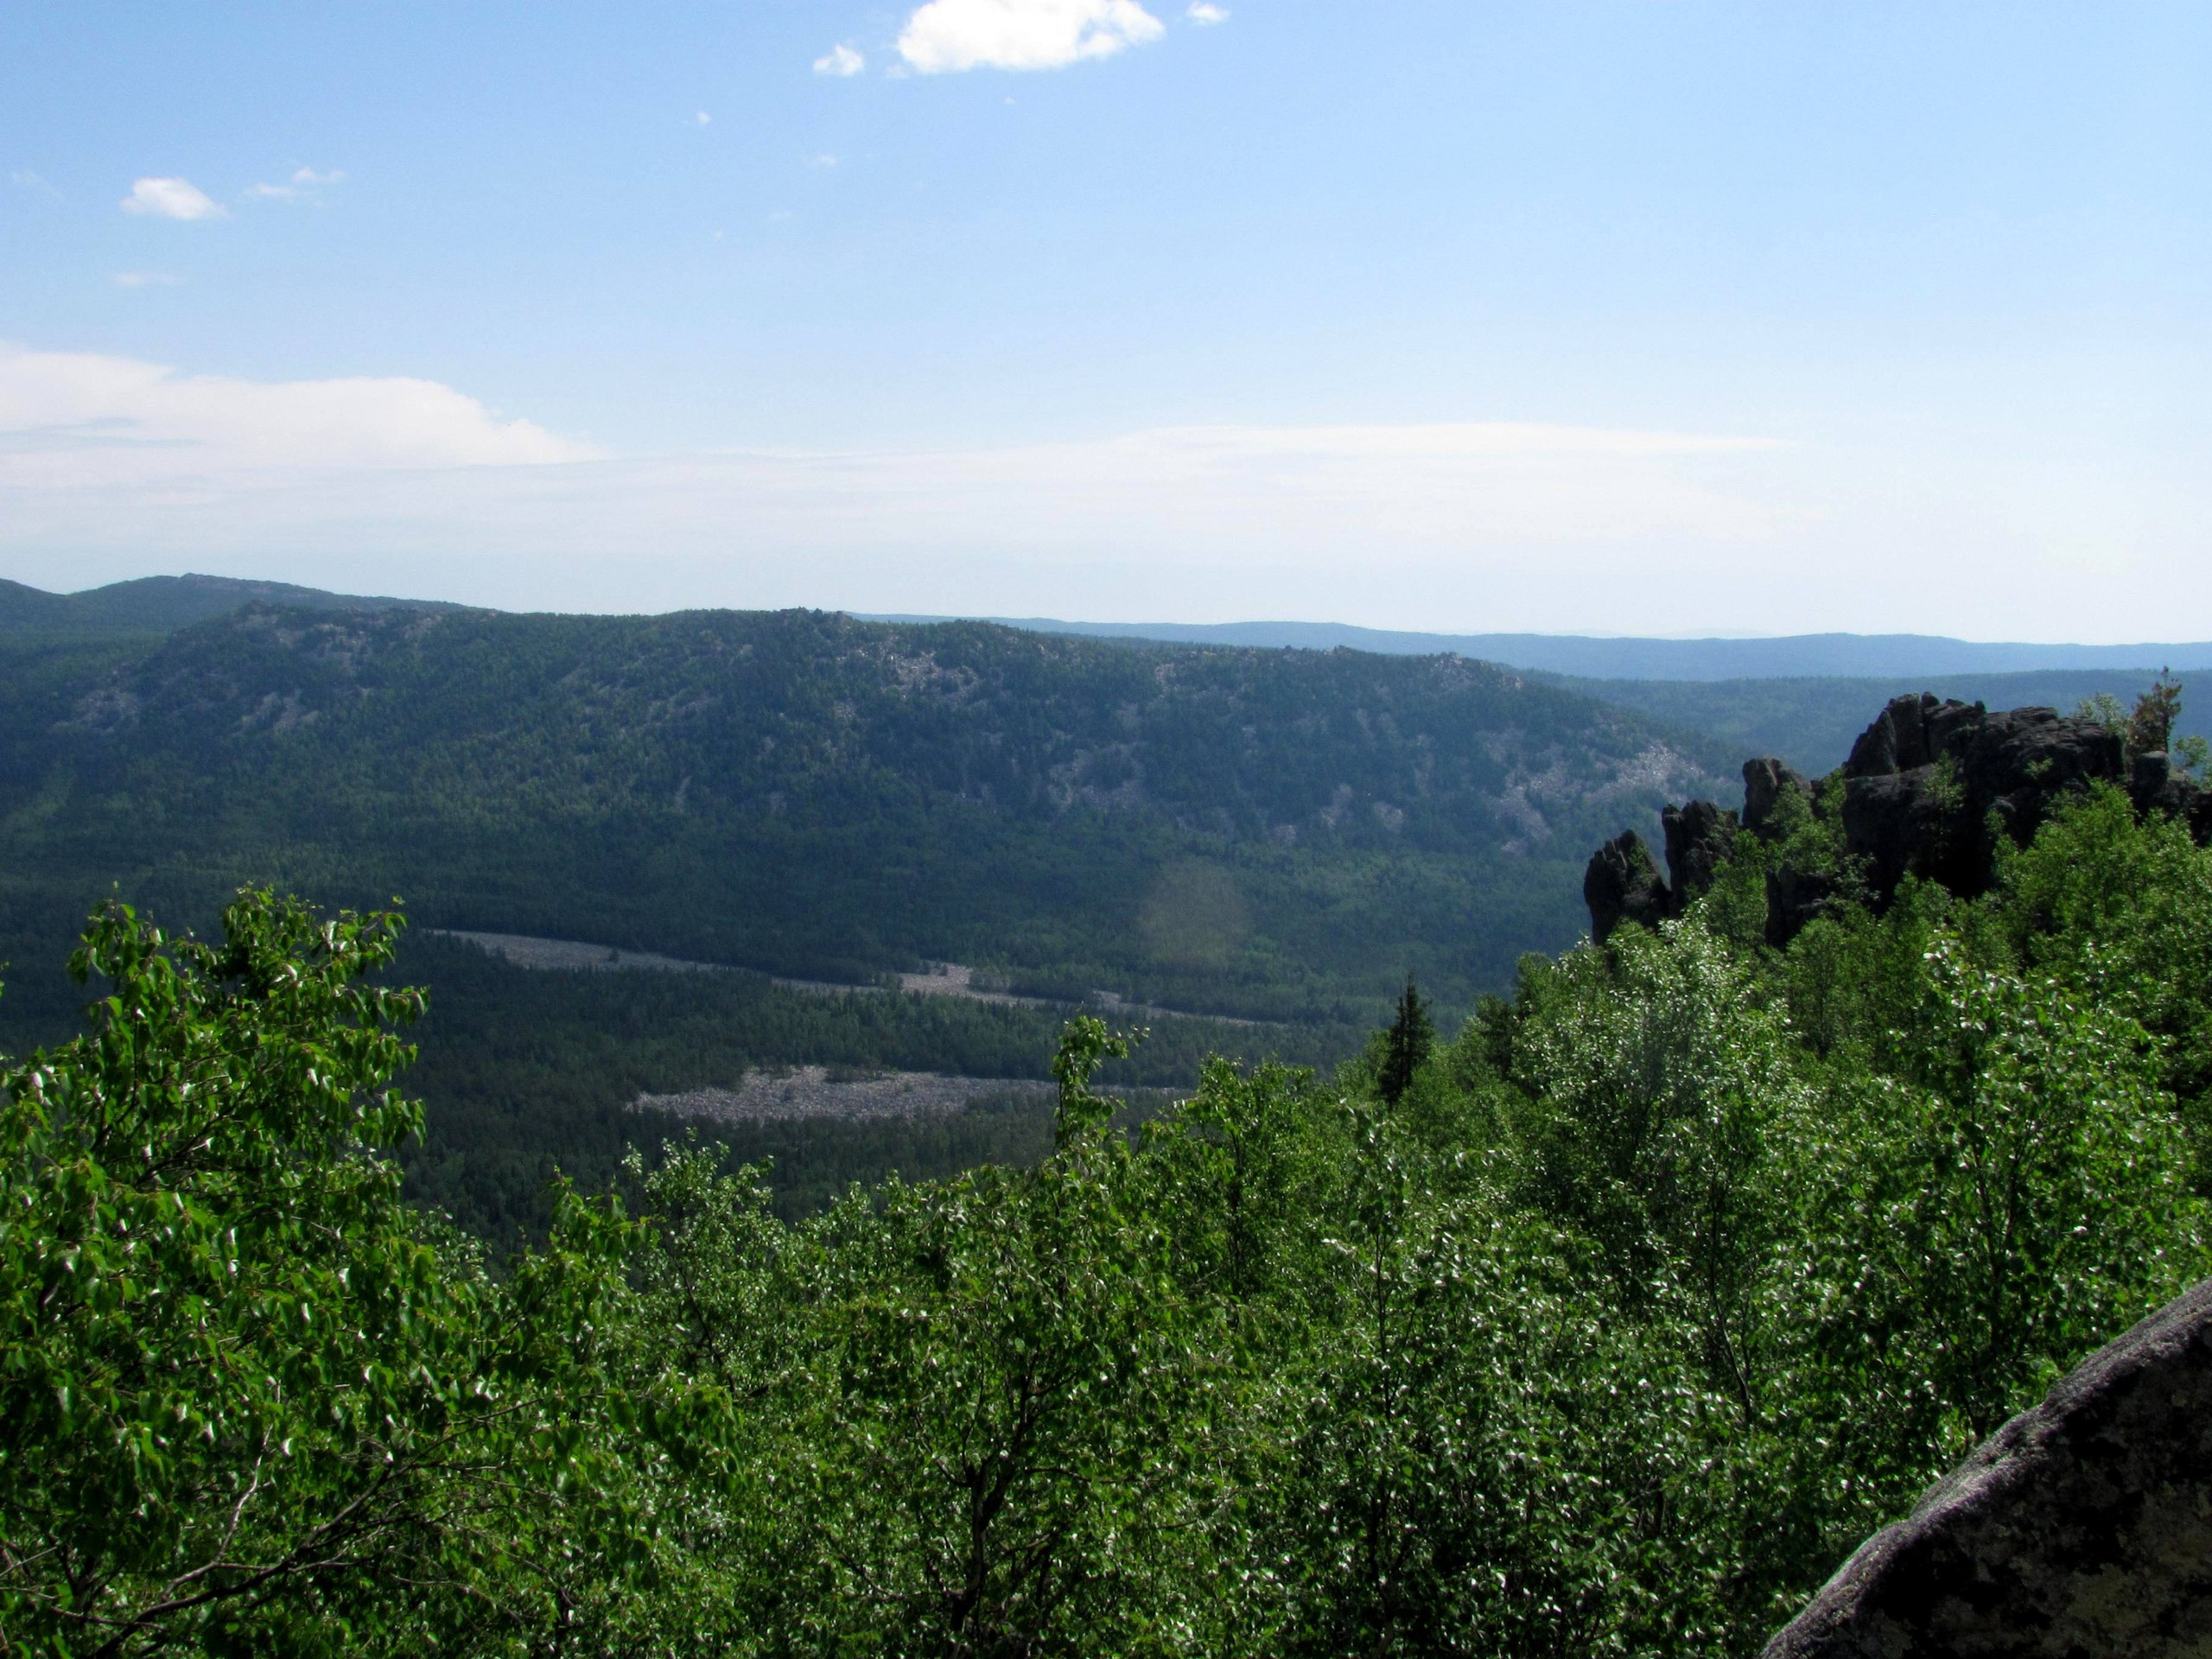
left=1762, top=1277, right=2212, bottom=1658
left=1586, top=692, right=2212, bottom=944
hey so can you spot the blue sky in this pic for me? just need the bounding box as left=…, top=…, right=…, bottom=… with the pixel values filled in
left=3, top=2, right=2208, bottom=638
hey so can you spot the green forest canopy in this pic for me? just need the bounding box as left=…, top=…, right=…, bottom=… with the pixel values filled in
left=6, top=770, right=2211, bottom=1656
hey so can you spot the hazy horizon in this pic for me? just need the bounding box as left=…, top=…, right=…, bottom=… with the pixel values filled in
left=5, top=3, right=2207, bottom=640
left=19, top=572, right=2212, bottom=665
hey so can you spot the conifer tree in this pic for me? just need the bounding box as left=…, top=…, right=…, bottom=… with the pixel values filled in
left=1377, top=977, right=1433, bottom=1105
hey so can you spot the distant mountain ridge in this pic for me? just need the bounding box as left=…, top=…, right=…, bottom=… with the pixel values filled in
left=868, top=616, right=2212, bottom=682
left=0, top=575, right=451, bottom=639
left=15, top=580, right=2207, bottom=681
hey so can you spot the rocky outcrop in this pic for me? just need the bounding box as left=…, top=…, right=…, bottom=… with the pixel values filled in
left=1744, top=757, right=1814, bottom=836
left=1584, top=801, right=1743, bottom=943
left=1585, top=693, right=2209, bottom=945
left=1838, top=696, right=2130, bottom=899
left=2131, top=749, right=2212, bottom=838
left=1662, top=799, right=1738, bottom=905
left=1762, top=1276, right=2212, bottom=1658
left=1584, top=832, right=1670, bottom=943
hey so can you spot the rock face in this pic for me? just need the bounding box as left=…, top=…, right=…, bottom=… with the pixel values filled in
left=1838, top=696, right=2129, bottom=899
left=1584, top=693, right=2208, bottom=944
left=1662, top=799, right=1739, bottom=905
left=1584, top=802, right=1742, bottom=943
left=1583, top=832, right=1670, bottom=943
left=1762, top=1276, right=2212, bottom=1658
left=2131, top=749, right=2212, bottom=843
left=1744, top=757, right=1815, bottom=836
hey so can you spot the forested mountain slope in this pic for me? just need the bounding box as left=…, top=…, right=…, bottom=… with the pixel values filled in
left=0, top=603, right=1727, bottom=1043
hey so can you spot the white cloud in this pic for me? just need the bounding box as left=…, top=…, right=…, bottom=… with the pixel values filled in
left=809, top=152, right=839, bottom=168
left=246, top=166, right=346, bottom=201
left=6, top=359, right=2198, bottom=643
left=813, top=42, right=865, bottom=76
left=121, top=176, right=226, bottom=220
left=0, top=389, right=1799, bottom=626
left=1186, top=3, right=1228, bottom=22
left=112, top=272, right=181, bottom=289
left=0, top=344, right=596, bottom=490
left=10, top=168, right=62, bottom=199
left=896, top=0, right=1165, bottom=73
left=695, top=111, right=712, bottom=126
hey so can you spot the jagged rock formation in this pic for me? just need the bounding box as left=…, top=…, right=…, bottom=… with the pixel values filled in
left=1586, top=693, right=2211, bottom=944
left=1663, top=799, right=1739, bottom=906
left=1838, top=695, right=2128, bottom=898
left=1762, top=1276, right=2212, bottom=1658
left=1584, top=801, right=1741, bottom=943
left=1583, top=832, right=1671, bottom=942
left=2133, top=749, right=2212, bottom=841
left=1744, top=756, right=1814, bottom=833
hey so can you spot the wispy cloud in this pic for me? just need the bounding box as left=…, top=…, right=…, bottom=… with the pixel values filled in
left=10, top=362, right=2196, bottom=641
left=0, top=343, right=598, bottom=483
left=1185, top=3, right=1227, bottom=22
left=112, top=272, right=181, bottom=289
left=896, top=0, right=1165, bottom=73
left=245, top=166, right=345, bottom=202
left=809, top=152, right=839, bottom=168
left=121, top=176, right=226, bottom=220
left=695, top=111, right=713, bottom=126
left=10, top=169, right=63, bottom=200
left=0, top=367, right=1783, bottom=618
left=813, top=42, right=865, bottom=76
left=0, top=346, right=2193, bottom=641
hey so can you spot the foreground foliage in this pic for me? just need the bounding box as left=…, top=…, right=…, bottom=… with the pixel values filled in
left=6, top=783, right=2211, bottom=1654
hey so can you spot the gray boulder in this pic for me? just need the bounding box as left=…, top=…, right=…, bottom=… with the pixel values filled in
left=1762, top=1277, right=2212, bottom=1658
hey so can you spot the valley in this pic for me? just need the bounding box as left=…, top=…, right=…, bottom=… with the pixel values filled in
left=8, top=577, right=2212, bottom=1652
left=4, top=577, right=2208, bottom=1235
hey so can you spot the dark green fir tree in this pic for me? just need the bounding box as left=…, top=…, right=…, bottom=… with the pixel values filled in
left=1376, top=976, right=1433, bottom=1105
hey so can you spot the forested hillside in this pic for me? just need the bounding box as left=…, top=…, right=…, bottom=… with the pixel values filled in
left=0, top=601, right=1727, bottom=1043
left=7, top=741, right=2209, bottom=1655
